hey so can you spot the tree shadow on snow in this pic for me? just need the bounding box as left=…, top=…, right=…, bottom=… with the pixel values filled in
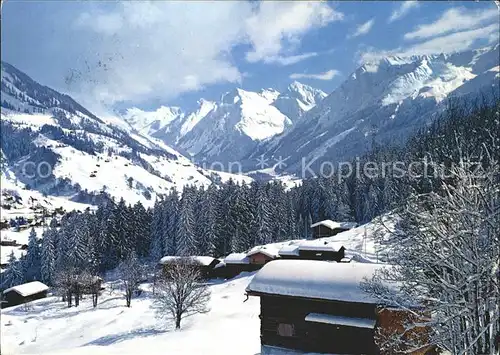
left=81, top=328, right=167, bottom=346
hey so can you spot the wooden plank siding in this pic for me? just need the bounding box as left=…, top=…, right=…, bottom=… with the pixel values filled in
left=376, top=308, right=436, bottom=355
left=1, top=290, right=48, bottom=308
left=278, top=248, right=345, bottom=262
left=259, top=294, right=378, bottom=354
left=249, top=252, right=274, bottom=265
left=312, top=225, right=350, bottom=239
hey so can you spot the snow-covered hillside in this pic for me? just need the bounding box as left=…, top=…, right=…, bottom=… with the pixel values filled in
left=250, top=45, right=500, bottom=174
left=120, top=83, right=326, bottom=164
left=1, top=62, right=252, bottom=209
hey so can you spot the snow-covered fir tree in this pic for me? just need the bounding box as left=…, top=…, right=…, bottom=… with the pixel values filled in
left=24, top=228, right=42, bottom=281
left=41, top=228, right=57, bottom=285
left=176, top=186, right=197, bottom=256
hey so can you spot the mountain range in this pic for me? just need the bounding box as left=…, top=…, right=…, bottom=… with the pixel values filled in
left=121, top=82, right=327, bottom=164
left=120, top=45, right=499, bottom=175
left=1, top=45, right=498, bottom=211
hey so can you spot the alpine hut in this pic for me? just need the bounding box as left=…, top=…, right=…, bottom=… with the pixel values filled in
left=246, top=260, right=433, bottom=355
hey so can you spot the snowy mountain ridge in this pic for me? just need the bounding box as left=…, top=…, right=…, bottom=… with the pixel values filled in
left=249, top=45, right=500, bottom=174
left=120, top=82, right=327, bottom=164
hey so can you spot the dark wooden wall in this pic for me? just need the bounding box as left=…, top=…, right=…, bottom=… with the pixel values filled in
left=279, top=248, right=345, bottom=262
left=249, top=253, right=273, bottom=265
left=259, top=294, right=378, bottom=354
left=2, top=290, right=48, bottom=308
left=312, top=225, right=350, bottom=239
left=211, top=263, right=261, bottom=279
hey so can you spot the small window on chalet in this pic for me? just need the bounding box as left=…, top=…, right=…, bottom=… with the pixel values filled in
left=277, top=323, right=295, bottom=337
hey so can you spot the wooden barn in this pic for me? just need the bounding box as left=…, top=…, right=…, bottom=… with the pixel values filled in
left=0, top=238, right=18, bottom=247
left=246, top=260, right=432, bottom=355
left=310, top=220, right=357, bottom=239
left=247, top=246, right=280, bottom=265
left=278, top=240, right=346, bottom=262
left=212, top=253, right=252, bottom=279
left=2, top=281, right=49, bottom=308
left=159, top=256, right=221, bottom=279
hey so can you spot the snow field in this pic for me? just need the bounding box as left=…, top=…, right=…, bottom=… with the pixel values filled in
left=1, top=274, right=261, bottom=355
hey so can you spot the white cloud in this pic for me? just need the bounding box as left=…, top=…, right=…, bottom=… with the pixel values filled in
left=349, top=19, right=375, bottom=38
left=388, top=1, right=419, bottom=23
left=359, top=23, right=499, bottom=64
left=404, top=7, right=498, bottom=40
left=71, top=1, right=341, bottom=105
left=289, top=69, right=340, bottom=81
left=73, top=2, right=247, bottom=105
left=403, top=24, right=499, bottom=55
left=359, top=6, right=499, bottom=64
left=261, top=52, right=319, bottom=66
left=245, top=2, right=343, bottom=63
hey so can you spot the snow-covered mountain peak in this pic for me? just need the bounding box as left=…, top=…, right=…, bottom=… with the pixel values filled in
left=250, top=45, right=499, bottom=174
left=259, top=88, right=281, bottom=102
left=122, top=106, right=184, bottom=136
left=220, top=88, right=243, bottom=105
left=269, top=81, right=326, bottom=124
left=286, top=81, right=327, bottom=107
left=220, top=87, right=280, bottom=106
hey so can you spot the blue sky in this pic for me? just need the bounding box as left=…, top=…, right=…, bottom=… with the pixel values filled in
left=2, top=1, right=498, bottom=113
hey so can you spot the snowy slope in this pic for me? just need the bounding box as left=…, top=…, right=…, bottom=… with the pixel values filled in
left=250, top=45, right=500, bottom=174
left=1, top=62, right=252, bottom=210
left=1, top=275, right=261, bottom=355
left=120, top=83, right=326, bottom=165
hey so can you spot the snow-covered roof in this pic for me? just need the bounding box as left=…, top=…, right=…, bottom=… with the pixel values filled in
left=310, top=220, right=357, bottom=230
left=278, top=244, right=300, bottom=256
left=246, top=260, right=392, bottom=304
left=246, top=245, right=280, bottom=259
left=3, top=281, right=49, bottom=297
left=305, top=313, right=376, bottom=329
left=159, top=256, right=217, bottom=267
left=214, top=261, right=226, bottom=269
left=298, top=240, right=345, bottom=252
left=223, top=253, right=250, bottom=264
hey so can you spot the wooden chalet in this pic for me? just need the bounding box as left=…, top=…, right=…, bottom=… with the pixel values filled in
left=159, top=256, right=221, bottom=279
left=246, top=260, right=433, bottom=355
left=212, top=253, right=252, bottom=279
left=0, top=239, right=18, bottom=247
left=2, top=281, right=49, bottom=308
left=247, top=246, right=280, bottom=265
left=278, top=240, right=346, bottom=262
left=310, top=220, right=357, bottom=239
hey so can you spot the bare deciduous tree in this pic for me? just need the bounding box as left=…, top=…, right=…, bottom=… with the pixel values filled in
left=54, top=268, right=101, bottom=308
left=365, top=156, right=500, bottom=355
left=54, top=268, right=77, bottom=308
left=153, top=258, right=210, bottom=329
left=117, top=252, right=143, bottom=307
